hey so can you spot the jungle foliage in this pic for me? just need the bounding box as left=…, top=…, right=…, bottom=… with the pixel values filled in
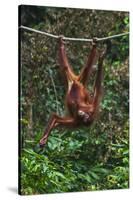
left=19, top=5, right=129, bottom=195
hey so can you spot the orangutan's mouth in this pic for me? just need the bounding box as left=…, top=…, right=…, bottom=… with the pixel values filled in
left=78, top=110, right=90, bottom=122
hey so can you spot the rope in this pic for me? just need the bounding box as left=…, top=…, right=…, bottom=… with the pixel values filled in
left=19, top=25, right=129, bottom=42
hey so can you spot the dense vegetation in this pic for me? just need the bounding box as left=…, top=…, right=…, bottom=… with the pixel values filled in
left=19, top=5, right=129, bottom=195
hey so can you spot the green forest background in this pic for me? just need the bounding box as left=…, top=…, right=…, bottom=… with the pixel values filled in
left=19, top=5, right=129, bottom=195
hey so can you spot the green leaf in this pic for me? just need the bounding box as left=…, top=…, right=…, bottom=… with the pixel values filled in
left=89, top=171, right=100, bottom=180
left=85, top=175, right=92, bottom=183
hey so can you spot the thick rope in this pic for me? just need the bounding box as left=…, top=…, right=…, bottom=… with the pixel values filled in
left=19, top=25, right=129, bottom=42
